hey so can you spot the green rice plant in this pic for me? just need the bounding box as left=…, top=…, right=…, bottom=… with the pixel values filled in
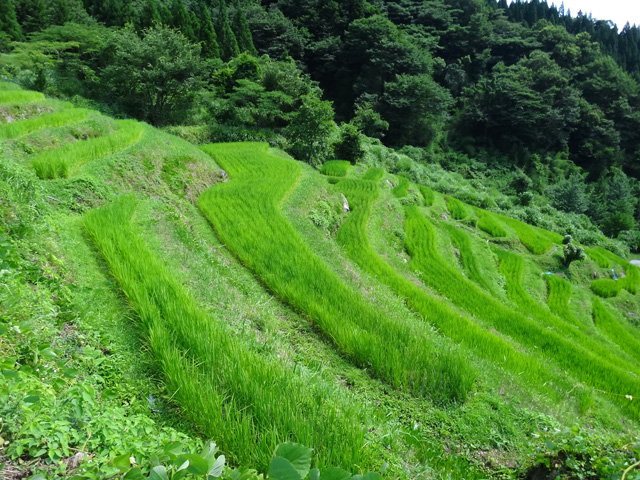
left=476, top=212, right=507, bottom=238
left=585, top=247, right=611, bottom=268
left=84, top=195, right=366, bottom=471
left=320, top=160, right=350, bottom=177
left=362, top=167, right=384, bottom=181
left=593, top=299, right=640, bottom=365
left=418, top=185, right=435, bottom=207
left=0, top=108, right=92, bottom=139
left=391, top=176, right=410, bottom=198
left=31, top=119, right=143, bottom=179
left=446, top=196, right=467, bottom=220
left=0, top=90, right=45, bottom=104
left=494, top=214, right=560, bottom=254
left=591, top=279, right=622, bottom=298
left=545, top=275, right=579, bottom=323
left=621, top=263, right=640, bottom=294
left=199, top=143, right=472, bottom=404
left=441, top=222, right=496, bottom=294
left=406, top=209, right=640, bottom=415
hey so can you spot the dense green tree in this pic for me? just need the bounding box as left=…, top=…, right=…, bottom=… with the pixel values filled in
left=352, top=101, right=389, bottom=139
left=285, top=91, right=336, bottom=166
left=169, top=0, right=196, bottom=42
left=232, top=8, right=256, bottom=55
left=333, top=123, right=364, bottom=164
left=216, top=1, right=239, bottom=61
left=0, top=0, right=24, bottom=40
left=197, top=2, right=219, bottom=58
left=102, top=26, right=208, bottom=125
left=14, top=0, right=47, bottom=33
left=548, top=173, right=589, bottom=214
left=136, top=0, right=162, bottom=30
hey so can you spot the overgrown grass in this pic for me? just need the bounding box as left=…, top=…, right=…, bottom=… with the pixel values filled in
left=591, top=279, right=622, bottom=298
left=441, top=222, right=497, bottom=294
left=84, top=195, right=366, bottom=471
left=335, top=174, right=476, bottom=403
left=418, top=185, right=435, bottom=206
left=320, top=160, right=350, bottom=177
left=0, top=90, right=45, bottom=104
left=0, top=108, right=92, bottom=139
left=495, top=214, right=561, bottom=254
left=199, top=143, right=469, bottom=403
left=475, top=211, right=508, bottom=237
left=446, top=196, right=467, bottom=220
left=406, top=209, right=640, bottom=416
left=593, top=299, right=640, bottom=365
left=31, top=119, right=143, bottom=179
left=392, top=176, right=410, bottom=198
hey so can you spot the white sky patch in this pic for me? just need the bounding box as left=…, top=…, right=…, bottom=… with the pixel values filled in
left=508, top=0, right=640, bottom=30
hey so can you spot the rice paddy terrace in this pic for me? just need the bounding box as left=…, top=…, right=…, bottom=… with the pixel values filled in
left=2, top=83, right=640, bottom=479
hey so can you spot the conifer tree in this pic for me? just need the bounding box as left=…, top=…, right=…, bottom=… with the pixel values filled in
left=170, top=0, right=196, bottom=42
left=232, top=7, right=256, bottom=55
left=0, top=0, right=24, bottom=40
left=198, top=2, right=220, bottom=58
left=136, top=0, right=162, bottom=30
left=215, top=0, right=239, bottom=61
left=49, top=0, right=72, bottom=25
left=15, top=0, right=47, bottom=33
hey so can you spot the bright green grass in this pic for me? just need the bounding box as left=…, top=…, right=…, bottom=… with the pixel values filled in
left=0, top=90, right=45, bottom=104
left=31, top=119, right=143, bottom=179
left=441, top=222, right=497, bottom=294
left=591, top=279, right=623, bottom=298
left=475, top=210, right=508, bottom=237
left=335, top=174, right=476, bottom=403
left=418, top=185, right=435, bottom=206
left=0, top=81, right=22, bottom=90
left=0, top=108, right=92, bottom=139
left=362, top=167, right=384, bottom=181
left=199, top=143, right=468, bottom=402
left=585, top=247, right=611, bottom=268
left=406, top=209, right=640, bottom=416
left=84, top=195, right=366, bottom=471
left=495, top=214, right=562, bottom=254
left=545, top=275, right=580, bottom=324
left=391, top=176, right=410, bottom=198
left=593, top=299, right=640, bottom=365
left=446, top=196, right=467, bottom=220
left=320, top=160, right=350, bottom=177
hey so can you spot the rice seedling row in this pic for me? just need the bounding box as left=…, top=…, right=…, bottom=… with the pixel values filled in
left=84, top=195, right=366, bottom=471
left=336, top=176, right=578, bottom=404
left=418, top=185, right=435, bottom=207
left=585, top=247, right=611, bottom=268
left=198, top=143, right=465, bottom=402
left=441, top=222, right=496, bottom=294
left=473, top=209, right=508, bottom=238
left=0, top=81, right=22, bottom=91
left=545, top=275, right=582, bottom=326
left=320, top=160, right=350, bottom=177
left=494, top=214, right=563, bottom=254
left=591, top=278, right=623, bottom=298
left=0, top=90, right=46, bottom=104
left=391, top=176, right=410, bottom=198
left=445, top=196, right=467, bottom=220
left=0, top=108, right=92, bottom=139
left=592, top=299, right=640, bottom=366
left=31, top=119, right=143, bottom=179
left=406, top=208, right=640, bottom=416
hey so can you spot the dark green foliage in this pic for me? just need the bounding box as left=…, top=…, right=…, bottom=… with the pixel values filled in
left=284, top=92, right=335, bottom=166
left=215, top=1, right=239, bottom=61
left=0, top=0, right=23, bottom=40
left=549, top=174, right=589, bottom=214
left=197, top=2, right=219, bottom=59
left=333, top=123, right=364, bottom=164
left=232, top=8, right=256, bottom=55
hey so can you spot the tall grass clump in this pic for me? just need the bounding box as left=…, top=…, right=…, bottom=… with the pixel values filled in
left=392, top=176, right=410, bottom=198
left=446, top=196, right=467, bottom=220
left=320, top=160, right=350, bottom=177
left=84, top=195, right=366, bottom=470
left=494, top=214, right=561, bottom=254
left=406, top=209, right=640, bottom=414
left=0, top=108, right=92, bottom=139
left=418, top=185, right=435, bottom=206
left=199, top=143, right=471, bottom=404
left=591, top=279, right=622, bottom=298
left=475, top=211, right=507, bottom=237
left=593, top=299, right=640, bottom=365
left=31, top=119, right=143, bottom=179
left=0, top=90, right=45, bottom=104
left=441, top=222, right=496, bottom=294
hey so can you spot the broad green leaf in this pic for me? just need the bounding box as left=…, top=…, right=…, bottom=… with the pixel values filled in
left=23, top=395, right=40, bottom=404
left=362, top=474, right=383, bottom=480
left=268, top=456, right=302, bottom=480
left=173, top=469, right=188, bottom=480
left=123, top=468, right=144, bottom=480
left=208, top=455, right=225, bottom=477
left=175, top=454, right=208, bottom=475
left=320, top=468, right=352, bottom=480
left=148, top=465, right=169, bottom=480
left=273, top=443, right=311, bottom=479
left=309, top=468, right=320, bottom=480
left=112, top=454, right=131, bottom=472
left=28, top=475, right=46, bottom=480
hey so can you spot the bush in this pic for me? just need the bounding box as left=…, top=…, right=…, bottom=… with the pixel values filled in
left=333, top=123, right=364, bottom=164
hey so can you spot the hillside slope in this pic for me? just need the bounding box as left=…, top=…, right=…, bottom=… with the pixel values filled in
left=1, top=84, right=640, bottom=480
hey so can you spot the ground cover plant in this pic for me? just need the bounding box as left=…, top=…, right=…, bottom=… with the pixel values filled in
left=0, top=107, right=92, bottom=139
left=445, top=196, right=467, bottom=220
left=31, top=119, right=143, bottom=179
left=406, top=208, right=640, bottom=416
left=320, top=160, right=350, bottom=177
left=83, top=195, right=366, bottom=470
